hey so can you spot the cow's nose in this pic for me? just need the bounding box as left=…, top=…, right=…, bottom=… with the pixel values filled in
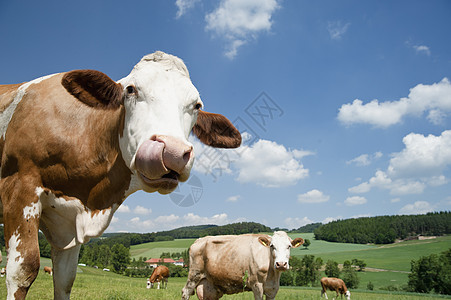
left=275, top=262, right=288, bottom=270
left=152, top=135, right=193, bottom=174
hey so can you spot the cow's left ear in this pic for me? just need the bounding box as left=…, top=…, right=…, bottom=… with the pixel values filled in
left=291, top=238, right=304, bottom=248
left=258, top=236, right=271, bottom=248
left=193, top=111, right=241, bottom=148
left=62, top=69, right=123, bottom=109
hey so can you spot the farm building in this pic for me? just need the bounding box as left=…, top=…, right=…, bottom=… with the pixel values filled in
left=145, top=258, right=184, bottom=268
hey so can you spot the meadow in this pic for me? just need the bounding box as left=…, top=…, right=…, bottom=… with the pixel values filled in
left=1, top=234, right=450, bottom=299
left=1, top=267, right=450, bottom=300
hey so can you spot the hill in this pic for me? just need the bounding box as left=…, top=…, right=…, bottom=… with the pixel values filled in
left=314, top=211, right=451, bottom=244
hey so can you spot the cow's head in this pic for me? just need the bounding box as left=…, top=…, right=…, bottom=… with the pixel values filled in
left=258, top=231, right=304, bottom=271
left=62, top=51, right=241, bottom=194
left=345, top=290, right=351, bottom=300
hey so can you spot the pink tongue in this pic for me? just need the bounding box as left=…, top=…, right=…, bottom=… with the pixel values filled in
left=135, top=140, right=168, bottom=179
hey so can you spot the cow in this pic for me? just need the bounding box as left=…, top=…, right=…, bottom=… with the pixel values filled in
left=181, top=231, right=304, bottom=300
left=1, top=267, right=5, bottom=277
left=148, top=265, right=170, bottom=289
left=44, top=266, right=53, bottom=275
left=0, top=51, right=241, bottom=300
left=320, top=277, right=351, bottom=300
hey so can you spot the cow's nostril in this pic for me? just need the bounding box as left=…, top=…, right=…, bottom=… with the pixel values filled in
left=183, top=148, right=192, bottom=163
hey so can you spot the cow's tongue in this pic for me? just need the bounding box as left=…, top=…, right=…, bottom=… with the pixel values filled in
left=135, top=140, right=169, bottom=180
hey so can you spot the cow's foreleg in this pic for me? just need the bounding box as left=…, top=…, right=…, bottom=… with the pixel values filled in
left=51, top=245, right=81, bottom=300
left=251, top=283, right=264, bottom=300
left=182, top=270, right=204, bottom=300
left=3, top=182, right=42, bottom=300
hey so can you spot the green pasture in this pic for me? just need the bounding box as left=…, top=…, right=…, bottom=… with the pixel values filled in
left=130, top=238, right=196, bottom=259
left=1, top=267, right=449, bottom=299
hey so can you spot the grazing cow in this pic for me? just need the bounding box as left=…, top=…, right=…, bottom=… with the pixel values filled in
left=0, top=51, right=241, bottom=300
left=149, top=265, right=170, bottom=289
left=320, top=277, right=351, bottom=300
left=1, top=267, right=5, bottom=277
left=181, top=231, right=304, bottom=300
left=44, top=266, right=53, bottom=275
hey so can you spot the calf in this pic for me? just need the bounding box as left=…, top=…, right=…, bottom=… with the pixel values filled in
left=0, top=51, right=241, bottom=299
left=181, top=231, right=304, bottom=300
left=149, top=265, right=170, bottom=289
left=320, top=277, right=351, bottom=300
left=44, top=266, right=53, bottom=275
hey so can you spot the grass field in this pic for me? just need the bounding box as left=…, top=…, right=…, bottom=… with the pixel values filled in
left=1, top=267, right=450, bottom=300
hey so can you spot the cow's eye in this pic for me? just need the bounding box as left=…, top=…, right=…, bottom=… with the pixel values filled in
left=195, top=103, right=202, bottom=110
left=126, top=85, right=136, bottom=94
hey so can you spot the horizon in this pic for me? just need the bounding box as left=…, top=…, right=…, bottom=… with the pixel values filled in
left=1, top=0, right=450, bottom=233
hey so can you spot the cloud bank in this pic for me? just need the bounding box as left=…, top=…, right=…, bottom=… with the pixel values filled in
left=338, top=78, right=451, bottom=127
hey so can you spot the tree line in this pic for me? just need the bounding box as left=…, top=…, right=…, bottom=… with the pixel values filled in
left=314, top=211, right=450, bottom=244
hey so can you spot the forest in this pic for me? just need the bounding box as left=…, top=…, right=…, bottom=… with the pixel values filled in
left=314, top=211, right=451, bottom=244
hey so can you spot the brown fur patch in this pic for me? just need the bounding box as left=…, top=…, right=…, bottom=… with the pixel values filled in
left=2, top=73, right=131, bottom=211
left=193, top=111, right=241, bottom=148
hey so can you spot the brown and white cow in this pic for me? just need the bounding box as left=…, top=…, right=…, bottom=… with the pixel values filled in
left=44, top=266, right=53, bottom=275
left=181, top=231, right=304, bottom=300
left=0, top=51, right=241, bottom=300
left=320, top=277, right=351, bottom=300
left=148, top=265, right=170, bottom=289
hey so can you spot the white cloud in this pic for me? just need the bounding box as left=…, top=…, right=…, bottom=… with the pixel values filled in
left=347, top=152, right=383, bottom=167
left=192, top=135, right=312, bottom=188
left=349, top=130, right=451, bottom=196
left=226, top=195, right=241, bottom=202
left=116, top=205, right=130, bottom=213
left=399, top=201, right=434, bottom=215
left=205, top=0, right=280, bottom=59
left=284, top=216, right=313, bottom=230
left=155, top=214, right=180, bottom=224
left=413, top=45, right=431, bottom=56
left=388, top=130, right=451, bottom=178
left=338, top=78, right=451, bottom=127
left=391, top=198, right=401, bottom=203
left=175, top=0, right=200, bottom=18
left=344, top=196, right=367, bottom=206
left=236, top=139, right=310, bottom=187
left=327, top=21, right=350, bottom=40
left=297, top=189, right=330, bottom=204
left=133, top=205, right=152, bottom=215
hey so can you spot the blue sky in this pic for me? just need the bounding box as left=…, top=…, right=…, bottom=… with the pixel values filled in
left=1, top=0, right=450, bottom=233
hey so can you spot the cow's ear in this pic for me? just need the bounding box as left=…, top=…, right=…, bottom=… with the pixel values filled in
left=291, top=238, right=304, bottom=248
left=258, top=236, right=271, bottom=248
left=62, top=70, right=123, bottom=109
left=193, top=111, right=241, bottom=148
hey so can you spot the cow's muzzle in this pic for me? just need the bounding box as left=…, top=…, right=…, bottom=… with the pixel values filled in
left=135, top=135, right=193, bottom=193
left=275, top=261, right=288, bottom=271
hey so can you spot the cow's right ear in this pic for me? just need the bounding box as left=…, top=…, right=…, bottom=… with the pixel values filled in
left=258, top=236, right=271, bottom=248
left=62, top=70, right=123, bottom=109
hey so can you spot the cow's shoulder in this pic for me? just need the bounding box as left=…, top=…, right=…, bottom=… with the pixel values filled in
left=0, top=83, right=24, bottom=113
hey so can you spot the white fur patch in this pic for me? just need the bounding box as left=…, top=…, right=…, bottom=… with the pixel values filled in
left=6, top=231, right=24, bottom=298
left=0, top=74, right=57, bottom=139
left=36, top=187, right=118, bottom=249
left=23, top=201, right=41, bottom=219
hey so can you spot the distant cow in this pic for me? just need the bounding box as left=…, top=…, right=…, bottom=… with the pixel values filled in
left=44, top=266, right=53, bottom=275
left=148, top=265, right=170, bottom=289
left=320, top=277, right=351, bottom=300
left=181, top=231, right=304, bottom=300
left=1, top=267, right=5, bottom=277
left=0, top=51, right=241, bottom=300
